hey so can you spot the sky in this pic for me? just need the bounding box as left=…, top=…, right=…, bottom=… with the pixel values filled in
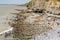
left=0, top=0, right=31, bottom=4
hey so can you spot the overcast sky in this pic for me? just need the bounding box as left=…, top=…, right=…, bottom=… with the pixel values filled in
left=0, top=0, right=31, bottom=4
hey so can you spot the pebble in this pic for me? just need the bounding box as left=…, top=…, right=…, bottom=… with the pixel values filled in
left=32, top=26, right=60, bottom=40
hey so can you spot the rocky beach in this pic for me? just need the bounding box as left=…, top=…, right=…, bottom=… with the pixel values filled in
left=0, top=0, right=60, bottom=40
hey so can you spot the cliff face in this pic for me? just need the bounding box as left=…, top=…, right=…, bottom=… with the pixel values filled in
left=46, top=0, right=60, bottom=14
left=26, top=0, right=60, bottom=15
left=26, top=0, right=46, bottom=9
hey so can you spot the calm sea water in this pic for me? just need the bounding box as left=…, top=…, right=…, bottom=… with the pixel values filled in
left=0, top=5, right=26, bottom=16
